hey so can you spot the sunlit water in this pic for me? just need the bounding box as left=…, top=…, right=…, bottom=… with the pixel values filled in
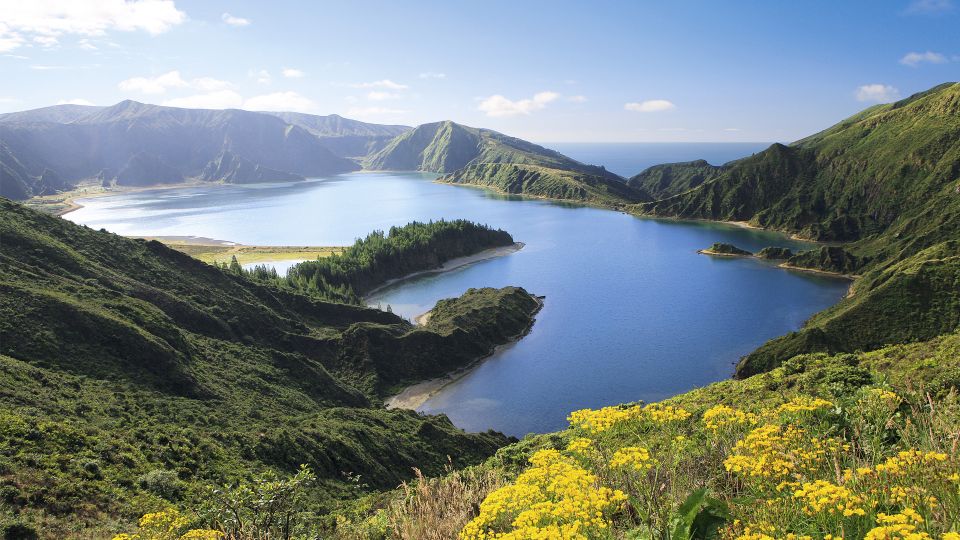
left=68, top=168, right=848, bottom=437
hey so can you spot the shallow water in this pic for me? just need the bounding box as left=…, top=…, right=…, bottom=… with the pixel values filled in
left=68, top=171, right=849, bottom=436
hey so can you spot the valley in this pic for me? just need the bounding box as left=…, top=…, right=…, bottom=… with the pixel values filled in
left=1, top=82, right=958, bottom=539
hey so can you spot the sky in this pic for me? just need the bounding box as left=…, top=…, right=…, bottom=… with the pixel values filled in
left=0, top=0, right=957, bottom=142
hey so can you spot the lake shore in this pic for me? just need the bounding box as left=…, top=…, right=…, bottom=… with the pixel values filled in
left=696, top=248, right=857, bottom=280
left=363, top=242, right=525, bottom=301
left=27, top=180, right=214, bottom=217
left=385, top=294, right=544, bottom=410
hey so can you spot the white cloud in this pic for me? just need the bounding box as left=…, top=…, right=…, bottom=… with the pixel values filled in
left=0, top=0, right=185, bottom=53
left=281, top=68, right=304, bottom=78
left=32, top=35, right=59, bottom=47
left=118, top=70, right=188, bottom=94
left=624, top=99, right=676, bottom=112
left=366, top=91, right=399, bottom=101
left=419, top=72, right=446, bottom=79
left=243, top=91, right=316, bottom=113
left=0, top=35, right=25, bottom=53
left=723, top=128, right=741, bottom=132
left=119, top=71, right=231, bottom=94
left=905, top=0, right=954, bottom=13
left=78, top=38, right=97, bottom=50
left=855, top=84, right=900, bottom=102
left=57, top=98, right=95, bottom=105
left=221, top=12, right=250, bottom=27
left=163, top=90, right=243, bottom=109
left=567, top=95, right=588, bottom=103
left=478, top=91, right=560, bottom=117
left=251, top=69, right=271, bottom=84
left=900, top=51, right=949, bottom=66
left=350, top=79, right=409, bottom=90
left=191, top=76, right=231, bottom=91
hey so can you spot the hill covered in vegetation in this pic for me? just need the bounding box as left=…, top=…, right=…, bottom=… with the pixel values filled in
left=320, top=325, right=960, bottom=540
left=364, top=121, right=647, bottom=206
left=627, top=159, right=726, bottom=200
left=439, top=162, right=648, bottom=206
left=280, top=219, right=515, bottom=301
left=0, top=199, right=542, bottom=537
left=626, top=82, right=960, bottom=377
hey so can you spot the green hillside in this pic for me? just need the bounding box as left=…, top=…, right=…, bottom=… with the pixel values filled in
left=739, top=241, right=960, bottom=377
left=642, top=82, right=960, bottom=245
left=0, top=199, right=542, bottom=536
left=627, top=159, right=726, bottom=200
left=439, top=162, right=648, bottom=206
left=364, top=121, right=644, bottom=206
left=631, top=82, right=960, bottom=376
left=327, top=326, right=960, bottom=540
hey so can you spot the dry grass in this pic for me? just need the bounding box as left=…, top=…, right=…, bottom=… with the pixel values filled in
left=386, top=466, right=506, bottom=540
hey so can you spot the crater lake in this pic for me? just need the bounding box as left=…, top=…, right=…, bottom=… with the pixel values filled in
left=67, top=167, right=849, bottom=436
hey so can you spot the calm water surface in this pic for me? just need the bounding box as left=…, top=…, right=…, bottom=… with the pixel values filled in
left=68, top=170, right=848, bottom=436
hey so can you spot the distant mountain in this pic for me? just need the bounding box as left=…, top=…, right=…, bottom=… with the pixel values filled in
left=365, top=120, right=645, bottom=204
left=366, top=120, right=616, bottom=177
left=267, top=111, right=408, bottom=138
left=266, top=111, right=410, bottom=158
left=0, top=101, right=418, bottom=199
left=0, top=103, right=102, bottom=124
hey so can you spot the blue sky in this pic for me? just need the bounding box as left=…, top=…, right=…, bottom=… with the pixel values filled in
left=0, top=0, right=957, bottom=142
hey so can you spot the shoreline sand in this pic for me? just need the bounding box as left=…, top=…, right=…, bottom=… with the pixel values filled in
left=384, top=294, right=544, bottom=410
left=697, top=248, right=856, bottom=280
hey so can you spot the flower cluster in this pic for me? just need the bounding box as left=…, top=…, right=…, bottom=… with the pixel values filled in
left=777, top=396, right=834, bottom=415
left=565, top=437, right=595, bottom=456
left=863, top=509, right=930, bottom=540
left=703, top=404, right=758, bottom=433
left=792, top=480, right=865, bottom=517
left=609, top=446, right=654, bottom=473
left=459, top=449, right=626, bottom=540
left=723, top=424, right=847, bottom=482
left=642, top=404, right=692, bottom=424
left=875, top=450, right=949, bottom=476
left=567, top=405, right=642, bottom=434
left=112, top=509, right=222, bottom=540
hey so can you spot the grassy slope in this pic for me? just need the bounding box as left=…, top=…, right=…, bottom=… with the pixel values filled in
left=439, top=162, right=647, bottom=206
left=626, top=82, right=960, bottom=376
left=642, top=83, right=960, bottom=244
left=332, top=329, right=960, bottom=539
left=0, top=199, right=545, bottom=536
left=627, top=159, right=726, bottom=200
left=364, top=121, right=644, bottom=206
left=739, top=240, right=960, bottom=376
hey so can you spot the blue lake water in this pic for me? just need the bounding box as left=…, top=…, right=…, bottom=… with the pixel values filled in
left=67, top=169, right=848, bottom=437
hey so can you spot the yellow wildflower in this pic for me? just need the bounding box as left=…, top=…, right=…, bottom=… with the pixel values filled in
left=792, top=480, right=865, bottom=516
left=609, top=446, right=655, bottom=472
left=703, top=404, right=758, bottom=433
left=777, top=395, right=834, bottom=414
